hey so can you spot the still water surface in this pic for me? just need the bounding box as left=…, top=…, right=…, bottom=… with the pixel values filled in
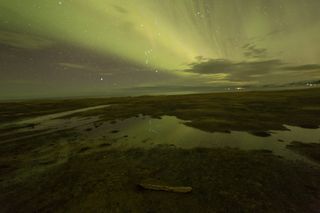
left=82, top=115, right=320, bottom=162
left=2, top=106, right=320, bottom=163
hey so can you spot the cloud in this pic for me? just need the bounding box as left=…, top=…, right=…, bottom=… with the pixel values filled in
left=0, top=31, right=53, bottom=49
left=282, top=64, right=320, bottom=71
left=242, top=43, right=268, bottom=59
left=58, top=63, right=87, bottom=70
left=184, top=57, right=320, bottom=83
left=0, top=40, right=176, bottom=89
left=58, top=62, right=112, bottom=75
left=112, top=5, right=128, bottom=14
left=185, top=58, right=282, bottom=75
left=121, top=85, right=231, bottom=95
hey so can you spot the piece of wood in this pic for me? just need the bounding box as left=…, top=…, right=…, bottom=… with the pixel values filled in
left=138, top=183, right=192, bottom=193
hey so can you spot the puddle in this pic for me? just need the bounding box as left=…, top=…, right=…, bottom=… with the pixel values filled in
left=0, top=105, right=108, bottom=143
left=2, top=110, right=320, bottom=163
left=14, top=105, right=109, bottom=126
left=81, top=115, right=320, bottom=162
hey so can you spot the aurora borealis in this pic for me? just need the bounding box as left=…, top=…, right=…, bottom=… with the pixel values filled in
left=1, top=0, right=320, bottom=99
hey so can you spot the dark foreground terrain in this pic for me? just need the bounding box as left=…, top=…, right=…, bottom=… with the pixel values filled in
left=1, top=88, right=320, bottom=212
left=287, top=141, right=320, bottom=163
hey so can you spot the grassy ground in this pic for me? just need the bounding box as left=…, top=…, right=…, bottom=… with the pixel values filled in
left=1, top=88, right=320, bottom=212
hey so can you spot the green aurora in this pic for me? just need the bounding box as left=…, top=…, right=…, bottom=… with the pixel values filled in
left=1, top=0, right=320, bottom=98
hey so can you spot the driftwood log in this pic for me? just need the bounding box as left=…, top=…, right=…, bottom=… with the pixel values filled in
left=138, top=183, right=192, bottom=193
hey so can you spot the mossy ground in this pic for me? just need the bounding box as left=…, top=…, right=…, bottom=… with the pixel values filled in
left=2, top=88, right=320, bottom=136
left=1, top=88, right=320, bottom=212
left=1, top=144, right=320, bottom=213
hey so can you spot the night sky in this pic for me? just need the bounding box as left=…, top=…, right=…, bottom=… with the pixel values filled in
left=1, top=0, right=320, bottom=99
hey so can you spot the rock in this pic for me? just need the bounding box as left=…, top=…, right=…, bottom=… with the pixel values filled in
left=99, top=143, right=111, bottom=147
left=78, top=147, right=90, bottom=153
left=251, top=131, right=271, bottom=137
left=138, top=183, right=192, bottom=193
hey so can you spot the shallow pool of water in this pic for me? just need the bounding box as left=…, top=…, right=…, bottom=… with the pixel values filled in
left=75, top=115, right=320, bottom=162
left=3, top=108, right=320, bottom=163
